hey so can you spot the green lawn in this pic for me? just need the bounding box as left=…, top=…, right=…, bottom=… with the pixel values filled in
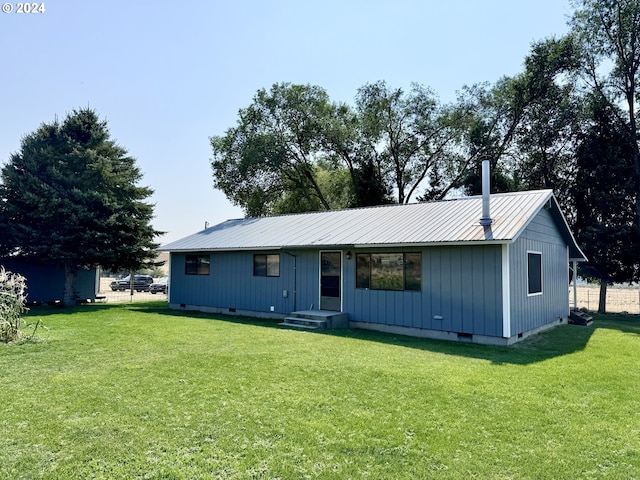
left=1, top=302, right=639, bottom=479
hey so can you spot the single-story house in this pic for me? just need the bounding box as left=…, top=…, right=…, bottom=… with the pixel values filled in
left=0, top=258, right=98, bottom=304
left=161, top=186, right=586, bottom=345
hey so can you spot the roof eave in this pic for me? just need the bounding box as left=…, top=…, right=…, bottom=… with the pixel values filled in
left=508, top=191, right=587, bottom=262
left=160, top=239, right=512, bottom=253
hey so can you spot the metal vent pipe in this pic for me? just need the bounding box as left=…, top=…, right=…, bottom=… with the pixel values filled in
left=480, top=159, right=493, bottom=226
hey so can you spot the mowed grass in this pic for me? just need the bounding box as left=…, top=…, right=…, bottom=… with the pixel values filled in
left=1, top=303, right=639, bottom=479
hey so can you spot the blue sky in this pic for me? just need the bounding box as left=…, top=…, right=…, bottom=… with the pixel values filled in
left=1, top=0, right=573, bottom=244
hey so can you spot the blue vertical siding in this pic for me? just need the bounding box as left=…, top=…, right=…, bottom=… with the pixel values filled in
left=0, top=259, right=97, bottom=302
left=345, top=245, right=503, bottom=337
left=170, top=250, right=319, bottom=315
left=170, top=245, right=503, bottom=336
left=169, top=211, right=569, bottom=340
left=509, top=208, right=570, bottom=334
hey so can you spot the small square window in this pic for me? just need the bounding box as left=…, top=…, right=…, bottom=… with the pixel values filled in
left=254, top=254, right=280, bottom=277
left=185, top=255, right=210, bottom=275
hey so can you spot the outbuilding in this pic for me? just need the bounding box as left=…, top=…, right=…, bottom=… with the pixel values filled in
left=0, top=258, right=99, bottom=305
left=161, top=186, right=586, bottom=345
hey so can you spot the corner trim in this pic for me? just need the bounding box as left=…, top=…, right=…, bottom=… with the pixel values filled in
left=502, top=244, right=511, bottom=338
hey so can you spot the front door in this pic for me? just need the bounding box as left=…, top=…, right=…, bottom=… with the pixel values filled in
left=320, top=251, right=341, bottom=311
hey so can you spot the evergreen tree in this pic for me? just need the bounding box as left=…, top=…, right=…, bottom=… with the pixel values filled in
left=572, top=94, right=639, bottom=312
left=0, top=109, right=162, bottom=305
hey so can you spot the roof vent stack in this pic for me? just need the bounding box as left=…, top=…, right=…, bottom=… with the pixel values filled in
left=480, top=159, right=493, bottom=226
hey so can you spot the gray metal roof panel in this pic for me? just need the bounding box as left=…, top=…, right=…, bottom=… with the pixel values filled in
left=160, top=189, right=586, bottom=260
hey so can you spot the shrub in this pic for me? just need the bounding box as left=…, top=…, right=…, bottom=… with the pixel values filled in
left=0, top=266, right=29, bottom=343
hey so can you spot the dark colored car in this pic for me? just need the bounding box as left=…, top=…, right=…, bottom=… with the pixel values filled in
left=149, top=277, right=169, bottom=294
left=110, top=275, right=154, bottom=292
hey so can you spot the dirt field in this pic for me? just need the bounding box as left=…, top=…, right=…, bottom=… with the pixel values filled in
left=571, top=284, right=640, bottom=314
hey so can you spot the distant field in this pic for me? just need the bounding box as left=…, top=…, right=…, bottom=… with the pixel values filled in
left=572, top=284, right=640, bottom=314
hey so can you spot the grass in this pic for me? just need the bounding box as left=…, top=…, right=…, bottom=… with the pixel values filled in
left=1, top=302, right=640, bottom=479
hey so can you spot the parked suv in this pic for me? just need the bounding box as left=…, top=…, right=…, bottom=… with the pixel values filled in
left=110, top=275, right=154, bottom=292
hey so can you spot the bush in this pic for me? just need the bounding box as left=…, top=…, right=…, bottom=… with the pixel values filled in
left=0, top=266, right=29, bottom=343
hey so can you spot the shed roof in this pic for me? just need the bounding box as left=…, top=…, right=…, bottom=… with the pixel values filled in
left=161, top=189, right=587, bottom=261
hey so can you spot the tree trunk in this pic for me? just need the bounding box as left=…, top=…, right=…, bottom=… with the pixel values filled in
left=63, top=262, right=78, bottom=307
left=598, top=279, right=607, bottom=314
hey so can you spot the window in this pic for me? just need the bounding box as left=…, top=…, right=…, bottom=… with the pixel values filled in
left=185, top=255, right=210, bottom=275
left=403, top=253, right=422, bottom=291
left=253, top=254, right=280, bottom=277
left=356, top=254, right=371, bottom=289
left=356, top=253, right=422, bottom=291
left=527, top=252, right=542, bottom=295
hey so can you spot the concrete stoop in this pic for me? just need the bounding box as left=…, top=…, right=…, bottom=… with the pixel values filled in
left=280, top=310, right=349, bottom=331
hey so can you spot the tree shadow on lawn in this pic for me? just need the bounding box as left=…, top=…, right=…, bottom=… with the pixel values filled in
left=125, top=303, right=610, bottom=366
left=589, top=312, right=640, bottom=336
left=29, top=302, right=639, bottom=365
left=23, top=300, right=169, bottom=317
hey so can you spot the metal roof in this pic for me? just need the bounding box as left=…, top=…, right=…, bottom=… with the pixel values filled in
left=161, top=189, right=587, bottom=261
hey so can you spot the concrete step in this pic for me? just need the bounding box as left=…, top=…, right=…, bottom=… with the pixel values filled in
left=288, top=312, right=330, bottom=321
left=287, top=310, right=349, bottom=329
left=280, top=321, right=321, bottom=330
left=281, top=317, right=328, bottom=329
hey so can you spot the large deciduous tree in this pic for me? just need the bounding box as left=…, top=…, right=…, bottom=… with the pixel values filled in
left=211, top=83, right=339, bottom=217
left=453, top=78, right=530, bottom=196
left=355, top=81, right=466, bottom=203
left=0, top=109, right=162, bottom=306
left=211, top=82, right=468, bottom=216
left=510, top=36, right=582, bottom=210
left=457, top=36, right=581, bottom=202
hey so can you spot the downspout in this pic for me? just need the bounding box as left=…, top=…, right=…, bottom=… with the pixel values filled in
left=285, top=251, right=297, bottom=312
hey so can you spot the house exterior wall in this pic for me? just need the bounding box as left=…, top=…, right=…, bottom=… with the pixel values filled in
left=345, top=245, right=503, bottom=337
left=169, top=250, right=319, bottom=315
left=508, top=208, right=570, bottom=335
left=0, top=259, right=97, bottom=302
left=170, top=245, right=504, bottom=339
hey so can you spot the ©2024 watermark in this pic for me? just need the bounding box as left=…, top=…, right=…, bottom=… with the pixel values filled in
left=2, top=2, right=45, bottom=14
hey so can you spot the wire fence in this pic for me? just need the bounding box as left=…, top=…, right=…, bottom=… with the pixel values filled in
left=570, top=284, right=640, bottom=314
left=97, top=276, right=168, bottom=303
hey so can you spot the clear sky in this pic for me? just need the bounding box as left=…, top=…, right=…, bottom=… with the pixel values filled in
left=1, top=0, right=574, bottom=244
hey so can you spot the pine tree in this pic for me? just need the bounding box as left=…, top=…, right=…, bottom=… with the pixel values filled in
left=0, top=109, right=162, bottom=305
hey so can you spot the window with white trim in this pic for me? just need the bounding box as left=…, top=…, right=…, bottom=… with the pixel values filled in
left=527, top=252, right=542, bottom=295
